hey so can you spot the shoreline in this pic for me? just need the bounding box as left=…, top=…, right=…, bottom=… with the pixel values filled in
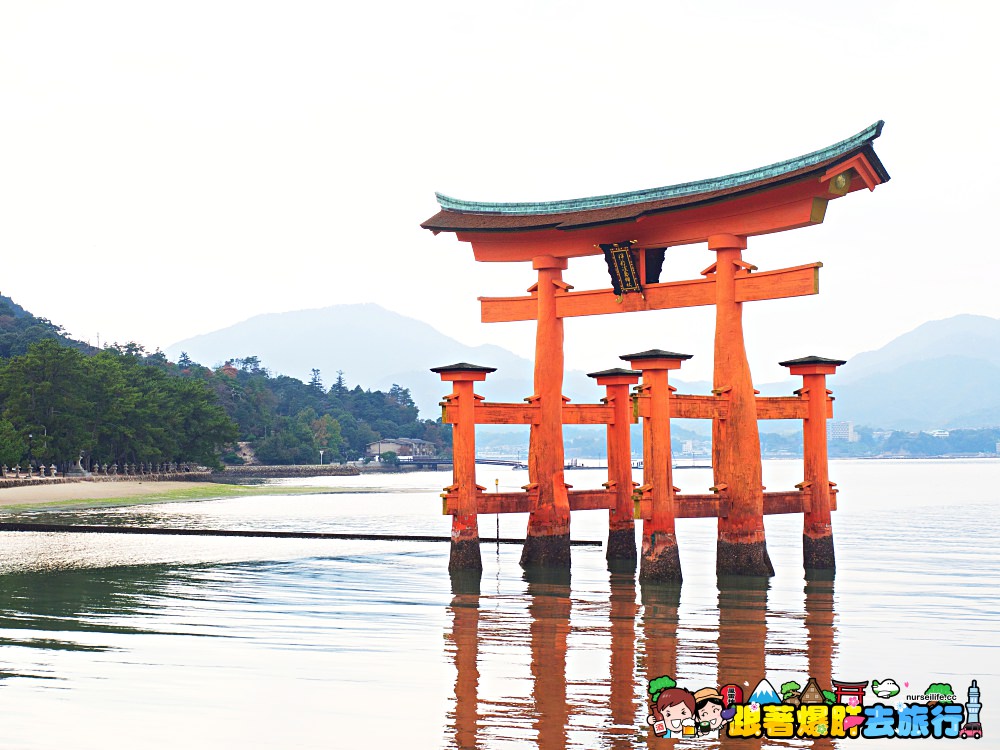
left=0, top=480, right=330, bottom=513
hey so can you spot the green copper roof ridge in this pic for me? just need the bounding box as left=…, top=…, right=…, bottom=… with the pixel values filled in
left=436, top=121, right=884, bottom=216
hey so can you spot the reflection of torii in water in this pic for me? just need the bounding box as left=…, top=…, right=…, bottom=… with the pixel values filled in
left=424, top=123, right=890, bottom=579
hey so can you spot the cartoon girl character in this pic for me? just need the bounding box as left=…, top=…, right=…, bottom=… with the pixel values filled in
left=694, top=687, right=736, bottom=736
left=647, top=679, right=697, bottom=738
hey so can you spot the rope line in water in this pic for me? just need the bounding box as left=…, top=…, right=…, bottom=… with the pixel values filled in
left=0, top=522, right=603, bottom=546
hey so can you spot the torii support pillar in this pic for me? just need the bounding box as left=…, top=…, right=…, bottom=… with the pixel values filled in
left=624, top=350, right=691, bottom=583
left=709, top=234, right=774, bottom=577
left=522, top=255, right=571, bottom=568
left=432, top=362, right=496, bottom=571
left=781, top=356, right=846, bottom=571
left=587, top=367, right=641, bottom=564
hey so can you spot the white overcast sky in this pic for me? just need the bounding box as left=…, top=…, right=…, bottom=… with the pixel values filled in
left=1, top=1, right=998, bottom=384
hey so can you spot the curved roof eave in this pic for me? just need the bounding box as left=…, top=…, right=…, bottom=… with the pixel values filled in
left=427, top=121, right=887, bottom=224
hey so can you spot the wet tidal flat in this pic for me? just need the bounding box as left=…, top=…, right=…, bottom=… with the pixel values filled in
left=0, top=461, right=996, bottom=748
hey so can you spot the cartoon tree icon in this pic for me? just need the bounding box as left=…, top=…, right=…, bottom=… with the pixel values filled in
left=781, top=681, right=801, bottom=701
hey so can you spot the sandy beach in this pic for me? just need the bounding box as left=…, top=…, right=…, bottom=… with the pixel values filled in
left=0, top=480, right=230, bottom=509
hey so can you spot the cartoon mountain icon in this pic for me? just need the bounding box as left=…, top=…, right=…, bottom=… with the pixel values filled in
left=748, top=679, right=783, bottom=705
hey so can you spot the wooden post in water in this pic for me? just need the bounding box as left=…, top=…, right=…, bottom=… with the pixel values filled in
left=781, top=356, right=845, bottom=570
left=588, top=367, right=641, bottom=564
left=432, top=363, right=496, bottom=571
left=624, top=350, right=690, bottom=582
left=522, top=255, right=572, bottom=568
left=708, top=234, right=774, bottom=577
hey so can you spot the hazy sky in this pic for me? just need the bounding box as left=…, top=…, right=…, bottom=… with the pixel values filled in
left=2, top=1, right=997, bottom=384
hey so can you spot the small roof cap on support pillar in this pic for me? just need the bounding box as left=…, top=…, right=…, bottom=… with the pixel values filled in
left=621, top=349, right=692, bottom=371
left=779, top=355, right=846, bottom=375
left=587, top=367, right=642, bottom=378
left=430, top=362, right=497, bottom=382
left=587, top=367, right=641, bottom=385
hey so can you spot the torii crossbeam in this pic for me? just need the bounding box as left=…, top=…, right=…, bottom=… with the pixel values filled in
left=423, top=122, right=889, bottom=577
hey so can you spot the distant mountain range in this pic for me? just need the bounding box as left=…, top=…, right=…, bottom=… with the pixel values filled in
left=166, top=303, right=589, bottom=417
left=166, top=307, right=1000, bottom=432
left=833, top=315, right=1000, bottom=429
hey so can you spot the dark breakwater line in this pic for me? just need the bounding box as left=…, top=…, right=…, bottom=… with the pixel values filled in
left=0, top=522, right=602, bottom=546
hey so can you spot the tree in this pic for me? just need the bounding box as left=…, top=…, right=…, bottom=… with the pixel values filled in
left=0, top=341, right=237, bottom=468
left=311, top=414, right=344, bottom=459
left=332, top=370, right=347, bottom=397
left=0, top=339, right=92, bottom=464
left=309, top=368, right=323, bottom=391
left=253, top=409, right=317, bottom=464
left=233, top=355, right=263, bottom=374
left=0, top=418, right=27, bottom=466
left=164, top=377, right=238, bottom=467
left=82, top=349, right=141, bottom=465
left=380, top=450, right=399, bottom=466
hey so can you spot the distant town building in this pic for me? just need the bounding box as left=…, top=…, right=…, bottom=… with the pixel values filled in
left=365, top=438, right=436, bottom=457
left=924, top=429, right=950, bottom=438
left=827, top=421, right=859, bottom=442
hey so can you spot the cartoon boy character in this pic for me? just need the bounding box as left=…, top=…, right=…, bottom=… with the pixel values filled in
left=647, top=677, right=697, bottom=738
left=694, top=687, right=737, bottom=736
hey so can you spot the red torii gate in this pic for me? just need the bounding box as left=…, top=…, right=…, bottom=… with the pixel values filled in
left=423, top=122, right=889, bottom=578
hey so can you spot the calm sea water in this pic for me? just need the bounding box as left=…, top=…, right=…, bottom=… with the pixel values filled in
left=0, top=460, right=996, bottom=749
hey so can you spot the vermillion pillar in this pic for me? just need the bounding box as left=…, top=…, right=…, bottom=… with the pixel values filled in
left=781, top=356, right=845, bottom=570
left=522, top=256, right=571, bottom=567
left=589, top=368, right=641, bottom=564
left=708, top=234, right=774, bottom=577
left=432, top=362, right=496, bottom=571
left=624, top=350, right=690, bottom=582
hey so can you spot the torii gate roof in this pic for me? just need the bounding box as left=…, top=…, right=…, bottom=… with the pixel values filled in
left=421, top=122, right=888, bottom=251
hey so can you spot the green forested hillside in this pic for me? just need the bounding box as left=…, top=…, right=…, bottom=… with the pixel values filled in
left=194, top=356, right=448, bottom=464
left=0, top=297, right=447, bottom=469
left=0, top=295, right=93, bottom=358
left=0, top=340, right=236, bottom=469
